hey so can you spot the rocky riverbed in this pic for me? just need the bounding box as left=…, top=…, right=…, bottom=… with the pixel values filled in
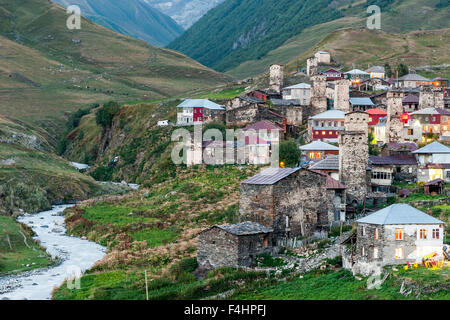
left=0, top=205, right=106, bottom=300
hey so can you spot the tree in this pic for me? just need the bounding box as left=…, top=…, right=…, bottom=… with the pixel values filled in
left=396, top=63, right=409, bottom=78
left=279, top=140, right=301, bottom=167
left=95, top=101, right=121, bottom=127
left=368, top=132, right=380, bottom=155
left=384, top=63, right=392, bottom=78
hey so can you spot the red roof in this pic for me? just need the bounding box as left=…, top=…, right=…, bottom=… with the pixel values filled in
left=243, top=120, right=283, bottom=131
left=366, top=108, right=387, bottom=116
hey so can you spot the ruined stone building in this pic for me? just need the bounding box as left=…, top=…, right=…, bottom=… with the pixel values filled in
left=225, top=97, right=283, bottom=127
left=269, top=64, right=284, bottom=94
left=419, top=85, right=445, bottom=110
left=339, top=111, right=370, bottom=205
left=386, top=90, right=405, bottom=143
left=239, top=168, right=329, bottom=241
left=343, top=204, right=445, bottom=275
left=310, top=75, right=328, bottom=116
left=333, top=79, right=350, bottom=112
left=197, top=222, right=274, bottom=268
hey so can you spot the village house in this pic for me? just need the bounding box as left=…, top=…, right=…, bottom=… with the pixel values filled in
left=403, top=94, right=420, bottom=112
left=412, top=141, right=450, bottom=183
left=309, top=154, right=340, bottom=181
left=321, top=68, right=345, bottom=81
left=380, top=142, right=418, bottom=157
left=309, top=109, right=346, bottom=143
left=369, top=155, right=418, bottom=191
left=393, top=73, right=432, bottom=89
left=365, top=66, right=386, bottom=79
left=419, top=85, right=445, bottom=110
left=432, top=77, right=449, bottom=88
left=243, top=120, right=284, bottom=143
left=344, top=204, right=445, bottom=275
left=281, top=83, right=311, bottom=105
left=269, top=99, right=304, bottom=127
left=239, top=167, right=329, bottom=242
left=176, top=99, right=225, bottom=125
left=345, top=69, right=370, bottom=85
left=315, top=51, right=331, bottom=64
left=299, top=140, right=339, bottom=165
left=197, top=222, right=274, bottom=268
left=366, top=108, right=387, bottom=144
left=410, top=108, right=450, bottom=141
left=356, top=78, right=390, bottom=92
left=349, top=97, right=375, bottom=112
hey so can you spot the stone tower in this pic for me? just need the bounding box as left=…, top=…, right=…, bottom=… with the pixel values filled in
left=419, top=85, right=445, bottom=109
left=310, top=74, right=327, bottom=115
left=339, top=111, right=369, bottom=205
left=386, top=90, right=405, bottom=143
left=269, top=64, right=284, bottom=93
left=307, top=57, right=318, bottom=76
left=333, top=79, right=350, bottom=112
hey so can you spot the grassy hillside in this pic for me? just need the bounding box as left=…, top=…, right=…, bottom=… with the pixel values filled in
left=0, top=215, right=55, bottom=275
left=0, top=0, right=231, bottom=144
left=168, top=0, right=450, bottom=79
left=284, top=27, right=450, bottom=73
left=52, top=0, right=184, bottom=47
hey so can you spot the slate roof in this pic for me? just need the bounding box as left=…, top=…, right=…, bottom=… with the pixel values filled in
left=270, top=99, right=301, bottom=106
left=300, top=140, right=339, bottom=151
left=241, top=167, right=300, bottom=185
left=424, top=178, right=445, bottom=186
left=283, top=83, right=311, bottom=90
left=436, top=108, right=450, bottom=115
left=243, top=120, right=283, bottom=131
left=215, top=222, right=273, bottom=235
left=398, top=73, right=431, bottom=82
left=384, top=142, right=418, bottom=152
left=310, top=110, right=346, bottom=120
left=403, top=94, right=419, bottom=103
left=369, top=155, right=417, bottom=166
left=350, top=97, right=375, bottom=106
left=356, top=204, right=443, bottom=225
left=309, top=155, right=339, bottom=171
left=412, top=141, right=450, bottom=154
left=177, top=99, right=224, bottom=110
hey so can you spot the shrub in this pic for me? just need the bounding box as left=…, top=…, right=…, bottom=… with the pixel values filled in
left=256, top=253, right=286, bottom=267
left=95, top=101, right=121, bottom=127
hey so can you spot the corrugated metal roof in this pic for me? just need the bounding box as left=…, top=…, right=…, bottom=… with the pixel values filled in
left=412, top=141, right=450, bottom=154
left=177, top=99, right=224, bottom=110
left=216, top=221, right=272, bottom=235
left=300, top=140, right=339, bottom=151
left=411, top=108, right=440, bottom=115
left=350, top=97, right=374, bottom=106
left=356, top=204, right=443, bottom=225
left=310, top=110, right=346, bottom=120
left=283, top=83, right=311, bottom=90
left=242, top=167, right=300, bottom=185
left=309, top=155, right=339, bottom=170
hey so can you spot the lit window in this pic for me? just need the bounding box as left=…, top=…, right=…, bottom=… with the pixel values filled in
left=374, top=228, right=379, bottom=240
left=362, top=246, right=365, bottom=256
left=395, top=248, right=404, bottom=259
left=362, top=226, right=366, bottom=236
left=419, top=229, right=427, bottom=240
left=316, top=152, right=322, bottom=159
left=395, top=229, right=404, bottom=240
left=432, top=229, right=440, bottom=239
left=322, top=131, right=326, bottom=135
left=309, top=152, right=315, bottom=159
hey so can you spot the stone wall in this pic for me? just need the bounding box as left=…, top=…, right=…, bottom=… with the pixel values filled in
left=239, top=170, right=329, bottom=240
left=310, top=75, right=327, bottom=116
left=333, top=79, right=350, bottom=112
left=307, top=57, right=318, bottom=76
left=419, top=86, right=445, bottom=109
left=339, top=112, right=369, bottom=204
left=269, top=64, right=284, bottom=93
left=225, top=98, right=259, bottom=126
left=386, top=91, right=405, bottom=143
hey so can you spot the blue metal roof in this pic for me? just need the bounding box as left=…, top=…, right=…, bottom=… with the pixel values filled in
left=357, top=204, right=443, bottom=225
left=349, top=97, right=375, bottom=106
left=412, top=141, right=450, bottom=154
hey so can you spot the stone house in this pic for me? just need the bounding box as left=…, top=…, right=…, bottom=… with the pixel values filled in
left=349, top=97, right=375, bottom=112
left=393, top=73, right=432, bottom=89
left=369, top=155, right=418, bottom=189
left=365, top=66, right=386, bottom=79
left=344, top=204, right=445, bottom=275
left=315, top=51, right=331, bottom=64
left=412, top=141, right=450, bottom=182
left=281, top=83, right=311, bottom=105
left=269, top=99, right=304, bottom=127
left=299, top=140, right=339, bottom=165
left=309, top=154, right=340, bottom=181
left=356, top=78, right=390, bottom=92
left=239, top=167, right=329, bottom=242
left=403, top=94, right=419, bottom=112
left=380, top=142, right=418, bottom=157
left=197, top=222, right=274, bottom=268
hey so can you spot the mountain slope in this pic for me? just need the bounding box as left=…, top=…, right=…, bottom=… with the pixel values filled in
left=168, top=0, right=450, bottom=78
left=52, top=0, right=184, bottom=46
left=142, top=0, right=225, bottom=29
left=0, top=0, right=231, bottom=144
left=168, top=0, right=343, bottom=72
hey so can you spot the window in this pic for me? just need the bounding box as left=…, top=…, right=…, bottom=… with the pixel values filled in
left=316, top=152, right=322, bottom=159
left=309, top=152, right=315, bottom=159
left=362, top=226, right=366, bottom=236
left=263, top=235, right=269, bottom=248
left=395, top=229, right=404, bottom=240
left=419, top=229, right=427, bottom=240
left=374, top=248, right=379, bottom=259
left=374, top=228, right=379, bottom=240
left=432, top=229, right=440, bottom=240
left=362, top=246, right=365, bottom=256
left=395, top=248, right=404, bottom=259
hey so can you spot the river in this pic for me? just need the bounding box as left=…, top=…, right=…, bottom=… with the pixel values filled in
left=0, top=205, right=106, bottom=300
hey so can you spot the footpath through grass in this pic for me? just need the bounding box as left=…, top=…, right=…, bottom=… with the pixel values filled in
left=0, top=216, right=54, bottom=275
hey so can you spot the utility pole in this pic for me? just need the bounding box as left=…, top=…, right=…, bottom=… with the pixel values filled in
left=145, top=270, right=149, bottom=301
